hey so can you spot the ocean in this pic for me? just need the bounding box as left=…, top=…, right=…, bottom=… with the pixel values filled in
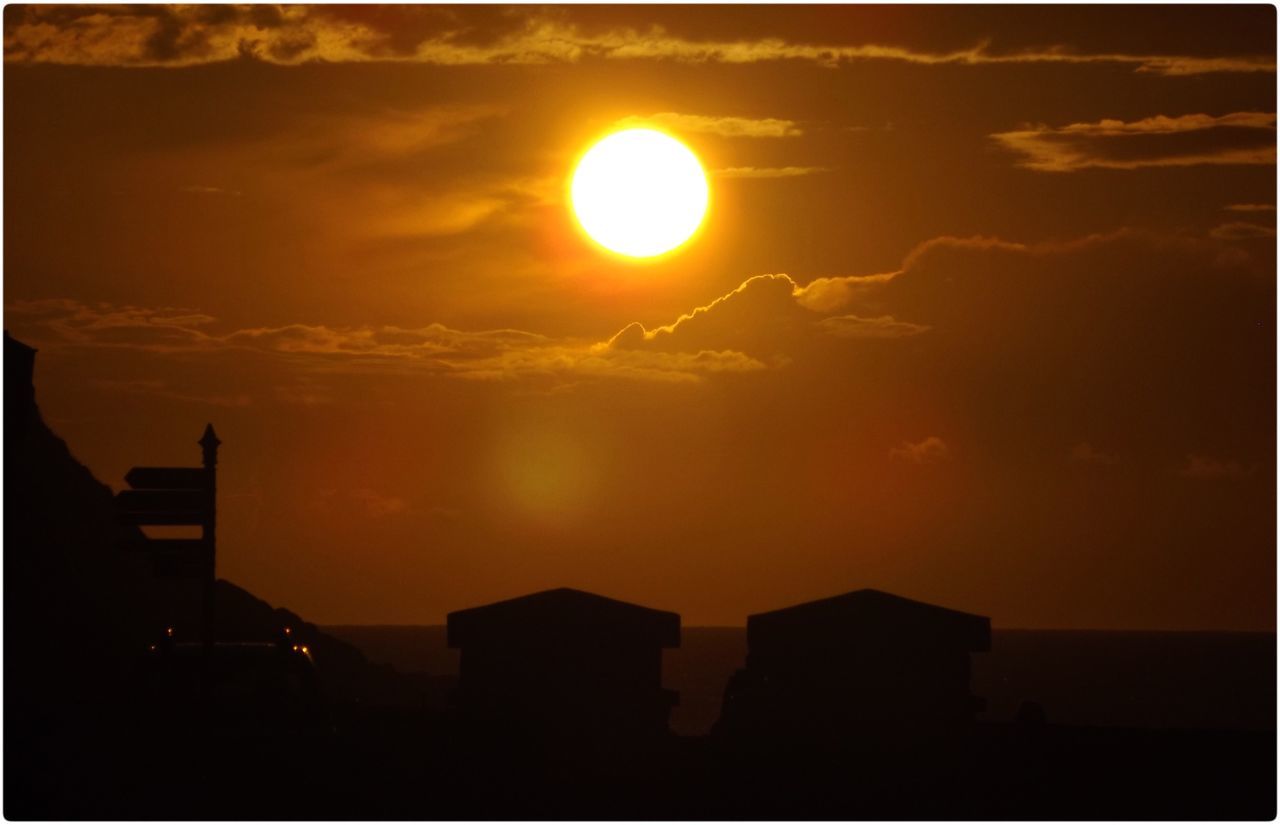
left=323, top=626, right=1276, bottom=736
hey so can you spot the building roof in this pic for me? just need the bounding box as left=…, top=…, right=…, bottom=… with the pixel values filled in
left=748, top=589, right=991, bottom=653
left=447, top=587, right=680, bottom=649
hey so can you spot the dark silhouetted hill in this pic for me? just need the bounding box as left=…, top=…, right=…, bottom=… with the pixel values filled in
left=4, top=332, right=417, bottom=708
left=4, top=332, right=422, bottom=817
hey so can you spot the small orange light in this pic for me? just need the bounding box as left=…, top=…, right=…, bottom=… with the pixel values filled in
left=291, top=644, right=298, bottom=651
left=283, top=627, right=292, bottom=636
left=165, top=627, right=174, bottom=637
left=300, top=646, right=309, bottom=654
left=148, top=644, right=157, bottom=652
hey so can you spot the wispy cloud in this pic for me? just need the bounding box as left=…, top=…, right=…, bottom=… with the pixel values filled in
left=617, top=112, right=803, bottom=138
left=816, top=314, right=929, bottom=339
left=350, top=488, right=408, bottom=518
left=992, top=112, right=1276, bottom=172
left=1209, top=222, right=1276, bottom=240
left=315, top=487, right=408, bottom=519
left=1223, top=203, right=1276, bottom=213
left=4, top=8, right=1271, bottom=76
left=890, top=436, right=951, bottom=465
left=1178, top=454, right=1252, bottom=479
left=714, top=166, right=831, bottom=179
left=153, top=103, right=538, bottom=238
left=5, top=298, right=765, bottom=384
left=180, top=185, right=242, bottom=197
left=794, top=272, right=897, bottom=313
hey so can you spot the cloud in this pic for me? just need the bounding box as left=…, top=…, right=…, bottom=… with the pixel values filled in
left=5, top=298, right=766, bottom=384
left=912, top=231, right=1264, bottom=459
left=7, top=265, right=920, bottom=386
left=180, top=185, right=242, bottom=197
left=14, top=227, right=1267, bottom=390
left=890, top=436, right=950, bottom=464
left=714, top=166, right=831, bottom=179
left=1223, top=203, right=1276, bottom=213
left=611, top=273, right=809, bottom=354
left=139, top=102, right=526, bottom=238
left=991, top=112, right=1276, bottom=171
left=1178, top=454, right=1251, bottom=479
left=792, top=236, right=1028, bottom=314
left=794, top=272, right=897, bottom=313
left=4, top=299, right=538, bottom=360
left=352, top=105, right=505, bottom=155
left=458, top=344, right=768, bottom=383
left=5, top=298, right=218, bottom=351
left=8, top=227, right=1270, bottom=482
left=6, top=298, right=525, bottom=359
left=4, top=7, right=1271, bottom=75
left=226, top=103, right=505, bottom=172
left=316, top=487, right=408, bottom=518
left=617, top=112, right=803, bottom=138
left=816, top=314, right=929, bottom=339
left=1209, top=222, right=1276, bottom=240
left=351, top=488, right=408, bottom=518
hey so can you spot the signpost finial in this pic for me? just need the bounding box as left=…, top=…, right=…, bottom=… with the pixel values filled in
left=199, top=423, right=221, bottom=469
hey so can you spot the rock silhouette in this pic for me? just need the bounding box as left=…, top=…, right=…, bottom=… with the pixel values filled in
left=3, top=333, right=423, bottom=818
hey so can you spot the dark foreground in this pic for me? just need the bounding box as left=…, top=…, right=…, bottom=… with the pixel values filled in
left=4, top=333, right=1275, bottom=821
left=326, top=625, right=1279, bottom=737
left=7, top=695, right=1275, bottom=820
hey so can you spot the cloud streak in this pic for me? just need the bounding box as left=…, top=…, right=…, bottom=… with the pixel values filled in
left=890, top=436, right=951, bottom=465
left=8, top=228, right=1270, bottom=493
left=5, top=298, right=767, bottom=384
left=992, top=112, right=1277, bottom=172
left=714, top=166, right=831, bottom=179
left=1209, top=222, right=1275, bottom=240
left=617, top=112, right=803, bottom=138
left=1178, top=454, right=1252, bottom=479
left=5, top=262, right=925, bottom=386
left=5, top=8, right=1272, bottom=76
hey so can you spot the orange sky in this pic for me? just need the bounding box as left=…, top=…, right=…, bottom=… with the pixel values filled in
left=4, top=4, right=1276, bottom=629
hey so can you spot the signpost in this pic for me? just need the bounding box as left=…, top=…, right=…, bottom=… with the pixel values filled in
left=115, top=424, right=221, bottom=651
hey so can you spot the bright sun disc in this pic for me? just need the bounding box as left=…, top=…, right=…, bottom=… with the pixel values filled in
left=571, top=128, right=709, bottom=258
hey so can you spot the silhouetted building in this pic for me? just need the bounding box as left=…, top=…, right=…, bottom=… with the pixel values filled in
left=715, top=589, right=990, bottom=742
left=447, top=588, right=680, bottom=742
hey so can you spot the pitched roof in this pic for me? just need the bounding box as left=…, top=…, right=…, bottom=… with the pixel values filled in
left=748, top=589, right=990, bottom=653
left=447, top=588, right=680, bottom=648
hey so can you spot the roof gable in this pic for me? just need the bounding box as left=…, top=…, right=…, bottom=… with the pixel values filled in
left=748, top=589, right=990, bottom=653
left=447, top=588, right=680, bottom=648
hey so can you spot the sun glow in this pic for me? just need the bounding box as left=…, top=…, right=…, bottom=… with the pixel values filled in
left=570, top=128, right=710, bottom=259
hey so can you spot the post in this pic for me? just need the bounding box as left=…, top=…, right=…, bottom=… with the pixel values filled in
left=199, top=424, right=221, bottom=681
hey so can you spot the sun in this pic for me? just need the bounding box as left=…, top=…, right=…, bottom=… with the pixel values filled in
left=570, top=128, right=710, bottom=259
